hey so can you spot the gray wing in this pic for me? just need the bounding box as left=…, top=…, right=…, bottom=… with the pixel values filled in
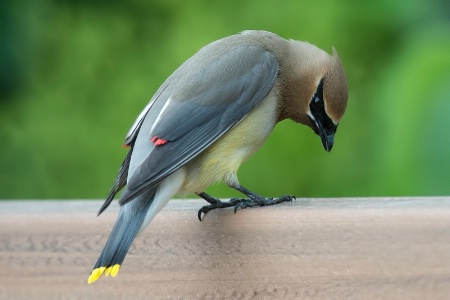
left=119, top=44, right=279, bottom=205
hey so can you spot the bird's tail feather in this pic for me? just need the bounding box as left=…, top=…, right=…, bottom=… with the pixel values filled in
left=88, top=190, right=155, bottom=284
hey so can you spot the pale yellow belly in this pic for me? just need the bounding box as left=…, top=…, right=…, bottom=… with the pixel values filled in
left=178, top=92, right=279, bottom=194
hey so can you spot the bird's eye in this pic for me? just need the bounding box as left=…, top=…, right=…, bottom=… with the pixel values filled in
left=311, top=79, right=324, bottom=107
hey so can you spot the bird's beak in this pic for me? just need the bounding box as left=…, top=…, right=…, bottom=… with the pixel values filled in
left=309, top=117, right=336, bottom=152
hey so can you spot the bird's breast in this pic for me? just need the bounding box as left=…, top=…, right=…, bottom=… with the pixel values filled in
left=178, top=91, right=279, bottom=194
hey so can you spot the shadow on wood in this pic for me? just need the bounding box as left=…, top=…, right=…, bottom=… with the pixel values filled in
left=1, top=198, right=449, bottom=299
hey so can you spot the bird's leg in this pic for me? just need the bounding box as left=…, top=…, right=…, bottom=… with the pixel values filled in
left=197, top=192, right=220, bottom=205
left=197, top=192, right=244, bottom=220
left=196, top=186, right=295, bottom=221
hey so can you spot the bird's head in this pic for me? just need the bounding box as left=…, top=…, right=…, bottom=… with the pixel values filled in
left=280, top=43, right=348, bottom=152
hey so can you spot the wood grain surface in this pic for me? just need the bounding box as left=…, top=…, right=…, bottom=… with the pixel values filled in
left=0, top=198, right=449, bottom=300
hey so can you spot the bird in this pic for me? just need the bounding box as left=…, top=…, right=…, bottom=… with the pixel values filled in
left=88, top=30, right=348, bottom=284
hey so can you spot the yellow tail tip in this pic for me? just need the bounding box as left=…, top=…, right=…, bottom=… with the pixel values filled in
left=111, top=264, right=121, bottom=277
left=87, top=265, right=121, bottom=284
left=88, top=267, right=106, bottom=284
left=105, top=266, right=112, bottom=277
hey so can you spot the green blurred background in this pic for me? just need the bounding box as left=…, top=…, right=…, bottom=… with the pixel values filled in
left=1, top=0, right=449, bottom=200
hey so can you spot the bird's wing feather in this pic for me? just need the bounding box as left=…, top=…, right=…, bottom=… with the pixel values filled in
left=119, top=45, right=279, bottom=205
left=97, top=149, right=132, bottom=215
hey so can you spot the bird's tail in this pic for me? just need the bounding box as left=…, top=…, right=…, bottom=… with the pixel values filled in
left=88, top=189, right=156, bottom=284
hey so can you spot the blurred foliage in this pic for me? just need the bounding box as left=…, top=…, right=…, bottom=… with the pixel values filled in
left=1, top=0, right=449, bottom=200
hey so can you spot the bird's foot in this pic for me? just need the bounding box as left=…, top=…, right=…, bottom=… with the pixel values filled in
left=197, top=195, right=295, bottom=221
left=233, top=195, right=295, bottom=211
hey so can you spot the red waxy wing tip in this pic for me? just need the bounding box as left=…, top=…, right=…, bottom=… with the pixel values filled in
left=151, top=135, right=168, bottom=146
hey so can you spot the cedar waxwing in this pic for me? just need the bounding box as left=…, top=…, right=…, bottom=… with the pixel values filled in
left=88, top=30, right=348, bottom=284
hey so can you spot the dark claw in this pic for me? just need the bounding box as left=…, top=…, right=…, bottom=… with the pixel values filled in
left=197, top=206, right=211, bottom=221
left=233, top=201, right=246, bottom=213
left=198, top=209, right=204, bottom=221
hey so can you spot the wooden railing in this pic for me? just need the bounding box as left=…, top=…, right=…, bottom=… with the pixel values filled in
left=1, top=198, right=449, bottom=299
